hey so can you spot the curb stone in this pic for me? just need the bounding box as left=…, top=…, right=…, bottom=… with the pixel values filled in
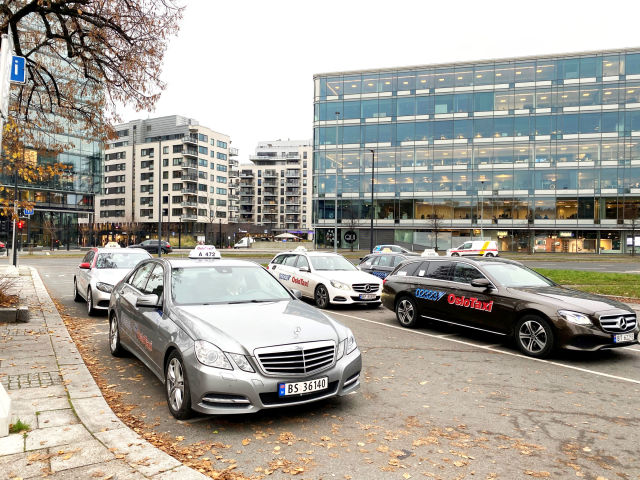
left=0, top=267, right=209, bottom=479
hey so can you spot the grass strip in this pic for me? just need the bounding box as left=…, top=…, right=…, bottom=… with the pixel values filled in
left=534, top=268, right=640, bottom=298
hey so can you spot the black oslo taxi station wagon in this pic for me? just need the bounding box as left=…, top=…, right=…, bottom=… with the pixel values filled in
left=381, top=257, right=638, bottom=358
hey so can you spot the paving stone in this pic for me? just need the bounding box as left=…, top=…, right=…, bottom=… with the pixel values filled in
left=37, top=409, right=78, bottom=429
left=25, top=459, right=146, bottom=480
left=0, top=433, right=24, bottom=456
left=10, top=396, right=69, bottom=415
left=154, top=465, right=211, bottom=479
left=49, top=438, right=114, bottom=473
left=0, top=450, right=49, bottom=479
left=71, top=397, right=123, bottom=433
left=25, top=424, right=91, bottom=451
left=6, top=384, right=66, bottom=400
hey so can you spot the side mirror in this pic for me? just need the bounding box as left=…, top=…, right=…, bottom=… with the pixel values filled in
left=291, top=289, right=303, bottom=299
left=136, top=294, right=160, bottom=308
left=299, top=266, right=310, bottom=273
left=471, top=278, right=492, bottom=289
left=79, top=262, right=91, bottom=269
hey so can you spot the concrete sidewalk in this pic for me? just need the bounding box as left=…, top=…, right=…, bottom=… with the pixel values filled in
left=0, top=266, right=207, bottom=479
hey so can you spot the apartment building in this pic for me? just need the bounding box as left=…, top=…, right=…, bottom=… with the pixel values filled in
left=238, top=140, right=312, bottom=237
left=96, top=115, right=238, bottom=244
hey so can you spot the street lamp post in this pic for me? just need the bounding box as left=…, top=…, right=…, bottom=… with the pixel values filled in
left=369, top=149, right=375, bottom=253
left=157, top=139, right=162, bottom=257
left=334, top=111, right=340, bottom=253
left=479, top=179, right=485, bottom=240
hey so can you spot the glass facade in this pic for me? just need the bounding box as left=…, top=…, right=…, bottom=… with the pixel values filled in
left=313, top=49, right=640, bottom=253
left=0, top=131, right=102, bottom=249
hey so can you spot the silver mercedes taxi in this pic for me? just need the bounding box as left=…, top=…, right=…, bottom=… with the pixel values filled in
left=107, top=247, right=361, bottom=419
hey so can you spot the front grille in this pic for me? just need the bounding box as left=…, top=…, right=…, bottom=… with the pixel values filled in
left=599, top=314, right=637, bottom=333
left=255, top=341, right=335, bottom=376
left=260, top=380, right=339, bottom=405
left=352, top=283, right=380, bottom=293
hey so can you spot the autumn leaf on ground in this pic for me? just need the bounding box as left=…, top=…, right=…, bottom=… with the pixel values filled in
left=524, top=471, right=551, bottom=478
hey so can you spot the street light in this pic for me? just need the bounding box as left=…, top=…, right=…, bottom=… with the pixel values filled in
left=334, top=111, right=340, bottom=253
left=369, top=149, right=375, bottom=253
left=479, top=178, right=486, bottom=239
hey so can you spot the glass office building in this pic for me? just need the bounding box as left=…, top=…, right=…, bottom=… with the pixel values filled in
left=313, top=49, right=640, bottom=253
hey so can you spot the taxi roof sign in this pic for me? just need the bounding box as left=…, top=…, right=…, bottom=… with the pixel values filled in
left=188, top=245, right=221, bottom=259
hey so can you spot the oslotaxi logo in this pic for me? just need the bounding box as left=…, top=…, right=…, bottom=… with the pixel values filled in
left=447, top=294, right=493, bottom=312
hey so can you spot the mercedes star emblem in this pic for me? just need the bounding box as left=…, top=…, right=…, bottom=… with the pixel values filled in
left=618, top=316, right=627, bottom=331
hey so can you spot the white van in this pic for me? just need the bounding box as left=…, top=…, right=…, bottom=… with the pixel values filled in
left=446, top=240, right=499, bottom=257
left=233, top=237, right=254, bottom=249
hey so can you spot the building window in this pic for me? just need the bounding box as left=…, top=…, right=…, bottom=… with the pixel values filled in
left=162, top=146, right=169, bottom=154
left=141, top=148, right=154, bottom=157
left=217, top=176, right=227, bottom=184
left=217, top=164, right=227, bottom=172
left=198, top=146, right=208, bottom=155
left=217, top=140, right=227, bottom=149
left=173, top=158, right=182, bottom=166
left=172, top=183, right=181, bottom=191
left=199, top=133, right=208, bottom=143
left=198, top=184, right=207, bottom=192
left=198, top=158, right=207, bottom=167
left=216, top=187, right=227, bottom=195
left=217, top=152, right=227, bottom=161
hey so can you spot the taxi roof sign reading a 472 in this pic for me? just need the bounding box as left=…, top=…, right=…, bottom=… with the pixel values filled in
left=188, top=245, right=221, bottom=259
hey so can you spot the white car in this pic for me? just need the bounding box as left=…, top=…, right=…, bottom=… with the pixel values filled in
left=267, top=248, right=382, bottom=309
left=446, top=240, right=499, bottom=257
left=74, top=247, right=152, bottom=315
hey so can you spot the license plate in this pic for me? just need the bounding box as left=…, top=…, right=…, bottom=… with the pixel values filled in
left=359, top=294, right=376, bottom=300
left=278, top=377, right=328, bottom=397
left=613, top=332, right=635, bottom=343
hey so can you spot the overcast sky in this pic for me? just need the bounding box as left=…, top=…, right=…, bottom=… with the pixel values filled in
left=122, top=0, right=640, bottom=161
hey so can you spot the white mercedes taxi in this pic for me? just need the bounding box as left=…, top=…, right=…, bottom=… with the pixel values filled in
left=267, top=247, right=382, bottom=309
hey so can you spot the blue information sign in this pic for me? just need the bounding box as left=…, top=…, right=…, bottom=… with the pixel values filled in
left=23, top=208, right=33, bottom=216
left=10, top=56, right=26, bottom=84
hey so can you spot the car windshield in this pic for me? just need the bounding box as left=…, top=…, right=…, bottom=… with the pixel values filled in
left=309, top=255, right=357, bottom=271
left=171, top=265, right=292, bottom=305
left=95, top=252, right=150, bottom=269
left=482, top=263, right=554, bottom=287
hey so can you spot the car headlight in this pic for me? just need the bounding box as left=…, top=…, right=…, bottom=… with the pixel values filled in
left=96, top=282, right=114, bottom=293
left=558, top=310, right=592, bottom=326
left=330, top=280, right=350, bottom=290
left=227, top=353, right=254, bottom=373
left=336, top=339, right=345, bottom=360
left=345, top=331, right=358, bottom=354
left=194, top=340, right=232, bottom=369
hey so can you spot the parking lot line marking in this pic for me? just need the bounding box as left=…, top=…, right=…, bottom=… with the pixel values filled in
left=332, top=312, right=640, bottom=385
left=623, top=346, right=640, bottom=353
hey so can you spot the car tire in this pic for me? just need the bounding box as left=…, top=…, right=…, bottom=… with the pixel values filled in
left=87, top=288, right=96, bottom=316
left=165, top=351, right=193, bottom=420
left=515, top=315, right=554, bottom=358
left=109, top=314, right=125, bottom=357
left=451, top=252, right=460, bottom=257
left=73, top=279, right=83, bottom=302
left=395, top=296, right=418, bottom=328
left=485, top=252, right=495, bottom=257
left=314, top=284, right=330, bottom=309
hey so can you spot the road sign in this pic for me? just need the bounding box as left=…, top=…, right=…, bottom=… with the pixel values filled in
left=23, top=208, right=33, bottom=216
left=10, top=56, right=25, bottom=84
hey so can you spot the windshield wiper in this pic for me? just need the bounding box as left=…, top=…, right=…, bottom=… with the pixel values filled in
left=227, top=299, right=275, bottom=304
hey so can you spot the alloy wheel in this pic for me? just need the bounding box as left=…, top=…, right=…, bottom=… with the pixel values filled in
left=315, top=285, right=329, bottom=309
left=109, top=317, right=119, bottom=352
left=518, top=320, right=547, bottom=354
left=397, top=299, right=415, bottom=326
left=167, top=357, right=185, bottom=411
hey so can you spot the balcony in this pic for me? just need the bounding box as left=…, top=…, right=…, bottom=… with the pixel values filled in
left=183, top=148, right=198, bottom=157
left=263, top=171, right=278, bottom=178
left=285, top=207, right=300, bottom=214
left=240, top=188, right=255, bottom=195
left=182, top=162, right=197, bottom=171
left=181, top=214, right=197, bottom=221
left=239, top=199, right=254, bottom=206
left=286, top=181, right=300, bottom=187
left=182, top=136, right=198, bottom=145
left=228, top=194, right=239, bottom=200
left=229, top=169, right=239, bottom=177
left=240, top=171, right=254, bottom=178
left=229, top=147, right=239, bottom=156
left=286, top=171, right=300, bottom=178
left=229, top=215, right=239, bottom=223
left=181, top=189, right=197, bottom=195
left=182, top=173, right=198, bottom=182
left=181, top=201, right=197, bottom=207
left=263, top=180, right=277, bottom=187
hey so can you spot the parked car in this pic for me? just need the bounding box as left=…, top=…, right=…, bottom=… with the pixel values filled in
left=372, top=244, right=420, bottom=255
left=357, top=253, right=413, bottom=279
left=381, top=256, right=638, bottom=358
left=74, top=247, right=152, bottom=315
left=233, top=237, right=254, bottom=248
left=268, top=247, right=382, bottom=308
left=107, top=252, right=362, bottom=418
left=130, top=239, right=172, bottom=254
left=446, top=240, right=498, bottom=257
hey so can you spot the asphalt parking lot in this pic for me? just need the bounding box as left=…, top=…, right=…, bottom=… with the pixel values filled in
left=8, top=255, right=640, bottom=479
